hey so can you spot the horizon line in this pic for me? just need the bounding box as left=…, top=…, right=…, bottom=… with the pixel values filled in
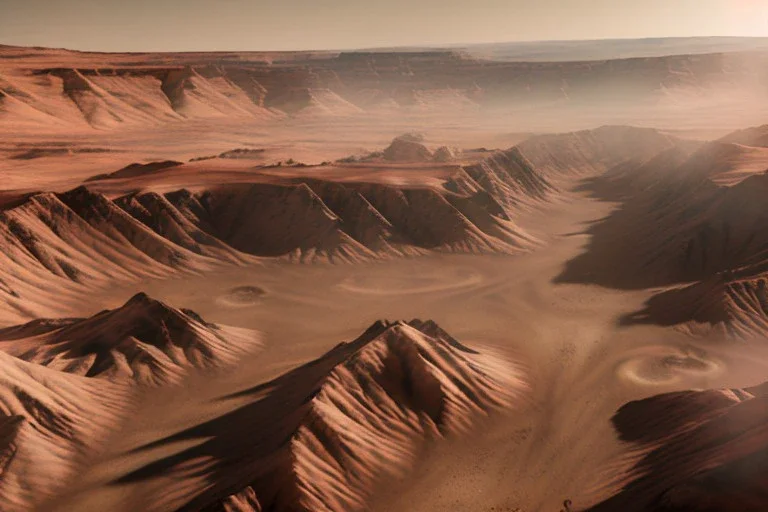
left=3, top=34, right=768, bottom=56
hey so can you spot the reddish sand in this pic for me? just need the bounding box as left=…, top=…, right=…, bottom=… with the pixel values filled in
left=2, top=44, right=768, bottom=512
left=76, top=319, right=525, bottom=512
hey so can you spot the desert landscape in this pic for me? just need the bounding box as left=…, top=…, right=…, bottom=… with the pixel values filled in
left=2, top=27, right=768, bottom=512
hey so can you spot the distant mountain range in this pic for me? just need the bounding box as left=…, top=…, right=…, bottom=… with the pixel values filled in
left=368, top=36, right=768, bottom=62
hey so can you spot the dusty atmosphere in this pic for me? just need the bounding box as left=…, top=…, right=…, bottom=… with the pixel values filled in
left=1, top=32, right=768, bottom=512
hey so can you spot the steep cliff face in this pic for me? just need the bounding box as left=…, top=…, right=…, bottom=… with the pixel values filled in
left=599, top=169, right=768, bottom=287
left=559, top=143, right=768, bottom=288
left=516, top=126, right=679, bottom=179
left=627, top=268, right=768, bottom=338
left=555, top=129, right=768, bottom=336
left=591, top=383, right=768, bottom=512
left=3, top=47, right=767, bottom=130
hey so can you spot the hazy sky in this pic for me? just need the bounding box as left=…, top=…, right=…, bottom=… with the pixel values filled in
left=2, top=0, right=768, bottom=51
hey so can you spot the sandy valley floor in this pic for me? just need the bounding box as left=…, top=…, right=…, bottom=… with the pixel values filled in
left=37, top=186, right=768, bottom=512
left=3, top=43, right=768, bottom=512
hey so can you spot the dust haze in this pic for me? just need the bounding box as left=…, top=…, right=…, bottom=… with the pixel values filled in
left=1, top=35, right=768, bottom=512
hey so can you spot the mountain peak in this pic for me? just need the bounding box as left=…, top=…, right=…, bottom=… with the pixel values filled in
left=0, top=293, right=262, bottom=384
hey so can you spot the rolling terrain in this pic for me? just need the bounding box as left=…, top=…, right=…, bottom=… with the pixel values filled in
left=1, top=317, right=525, bottom=512
left=1, top=41, right=768, bottom=512
left=110, top=319, right=524, bottom=512
left=0, top=127, right=677, bottom=326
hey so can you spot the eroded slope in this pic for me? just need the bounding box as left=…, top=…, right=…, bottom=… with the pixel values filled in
left=0, top=293, right=262, bottom=385
left=590, top=382, right=768, bottom=511
left=101, top=320, right=526, bottom=512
